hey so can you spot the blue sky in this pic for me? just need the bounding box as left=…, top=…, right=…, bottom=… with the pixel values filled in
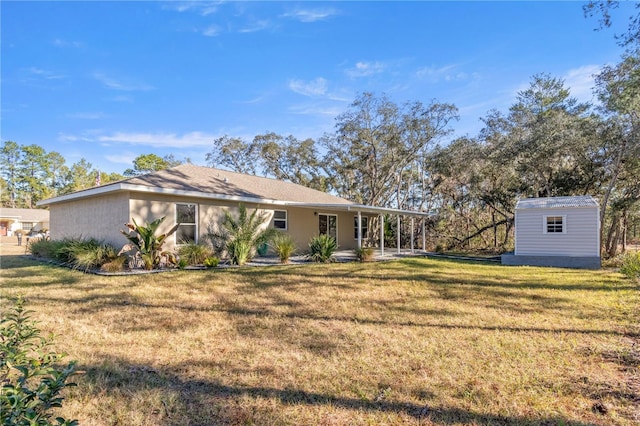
left=1, top=1, right=633, bottom=174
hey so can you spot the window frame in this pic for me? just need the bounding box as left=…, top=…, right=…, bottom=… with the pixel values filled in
left=354, top=216, right=369, bottom=240
left=175, top=203, right=198, bottom=245
left=543, top=215, right=566, bottom=234
left=318, top=213, right=338, bottom=241
left=272, top=210, right=288, bottom=230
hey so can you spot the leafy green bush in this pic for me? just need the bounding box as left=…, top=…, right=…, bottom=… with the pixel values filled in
left=1, top=298, right=78, bottom=426
left=177, top=242, right=212, bottom=265
left=205, top=204, right=277, bottom=266
left=308, top=234, right=338, bottom=263
left=620, top=251, right=640, bottom=280
left=354, top=246, right=374, bottom=262
left=271, top=233, right=296, bottom=264
left=203, top=256, right=220, bottom=268
left=121, top=217, right=179, bottom=270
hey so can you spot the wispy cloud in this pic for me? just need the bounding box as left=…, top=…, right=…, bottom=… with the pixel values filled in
left=104, top=152, right=138, bottom=165
left=52, top=38, right=84, bottom=48
left=98, top=131, right=214, bottom=148
left=163, top=1, right=220, bottom=16
left=109, top=95, right=134, bottom=103
left=282, top=8, right=339, bottom=23
left=563, top=65, right=599, bottom=103
left=239, top=19, right=273, bottom=33
left=202, top=25, right=222, bottom=36
left=345, top=61, right=386, bottom=78
left=289, top=77, right=328, bottom=97
left=25, top=67, right=65, bottom=80
left=66, top=112, right=106, bottom=120
left=93, top=72, right=155, bottom=91
left=416, top=64, right=479, bottom=83
left=288, top=103, right=344, bottom=116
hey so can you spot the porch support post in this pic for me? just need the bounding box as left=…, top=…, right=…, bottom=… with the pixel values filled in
left=357, top=211, right=362, bottom=249
left=422, top=218, right=426, bottom=251
left=411, top=217, right=415, bottom=254
left=397, top=215, right=401, bottom=255
left=379, top=214, right=384, bottom=256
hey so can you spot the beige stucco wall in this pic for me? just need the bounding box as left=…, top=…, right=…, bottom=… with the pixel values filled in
left=50, top=190, right=374, bottom=254
left=49, top=192, right=130, bottom=247
left=129, top=193, right=371, bottom=252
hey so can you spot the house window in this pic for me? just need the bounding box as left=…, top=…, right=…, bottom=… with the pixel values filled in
left=354, top=216, right=369, bottom=239
left=21, top=222, right=34, bottom=232
left=176, top=203, right=197, bottom=244
left=273, top=210, right=287, bottom=230
left=544, top=215, right=565, bottom=234
left=318, top=214, right=338, bottom=240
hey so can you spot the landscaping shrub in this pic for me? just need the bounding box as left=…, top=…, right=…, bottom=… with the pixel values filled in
left=60, top=239, right=120, bottom=272
left=0, top=298, right=77, bottom=426
left=308, top=234, right=337, bottom=263
left=100, top=255, right=128, bottom=273
left=271, top=233, right=296, bottom=264
left=177, top=242, right=212, bottom=265
left=205, top=204, right=277, bottom=266
left=620, top=251, right=640, bottom=280
left=354, top=246, right=374, bottom=262
left=121, top=217, right=179, bottom=270
left=27, top=238, right=64, bottom=259
left=203, top=256, right=220, bottom=268
left=28, top=238, right=120, bottom=272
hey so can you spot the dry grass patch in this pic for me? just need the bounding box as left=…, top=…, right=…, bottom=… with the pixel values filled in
left=1, top=254, right=639, bottom=425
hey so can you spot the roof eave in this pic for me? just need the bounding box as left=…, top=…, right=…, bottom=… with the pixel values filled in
left=284, top=202, right=433, bottom=217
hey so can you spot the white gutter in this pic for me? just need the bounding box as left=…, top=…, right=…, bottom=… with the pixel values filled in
left=37, top=183, right=290, bottom=207
left=283, top=202, right=433, bottom=217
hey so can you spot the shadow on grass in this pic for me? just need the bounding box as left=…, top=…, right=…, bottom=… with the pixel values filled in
left=77, top=356, right=597, bottom=425
left=0, top=255, right=82, bottom=287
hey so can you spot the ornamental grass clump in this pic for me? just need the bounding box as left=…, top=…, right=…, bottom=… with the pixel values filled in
left=177, top=242, right=212, bottom=266
left=27, top=238, right=121, bottom=272
left=271, top=233, right=296, bottom=263
left=308, top=234, right=337, bottom=263
left=354, top=246, right=374, bottom=262
left=27, top=238, right=64, bottom=259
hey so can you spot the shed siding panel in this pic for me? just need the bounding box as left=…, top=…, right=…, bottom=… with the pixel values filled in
left=49, top=192, right=130, bottom=248
left=515, top=207, right=599, bottom=256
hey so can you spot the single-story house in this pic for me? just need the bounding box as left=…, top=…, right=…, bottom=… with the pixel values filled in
left=37, top=164, right=430, bottom=254
left=0, top=208, right=50, bottom=236
left=501, top=195, right=601, bottom=269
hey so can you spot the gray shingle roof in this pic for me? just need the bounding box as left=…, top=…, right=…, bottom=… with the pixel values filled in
left=123, top=164, right=354, bottom=205
left=516, top=196, right=599, bottom=210
left=0, top=208, right=50, bottom=221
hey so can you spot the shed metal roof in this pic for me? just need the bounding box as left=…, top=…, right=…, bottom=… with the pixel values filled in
left=516, top=196, right=599, bottom=210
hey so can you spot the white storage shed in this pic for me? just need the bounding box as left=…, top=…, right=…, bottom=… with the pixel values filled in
left=502, top=196, right=601, bottom=269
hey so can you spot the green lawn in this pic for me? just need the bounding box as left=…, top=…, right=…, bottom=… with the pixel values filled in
left=1, top=254, right=638, bottom=425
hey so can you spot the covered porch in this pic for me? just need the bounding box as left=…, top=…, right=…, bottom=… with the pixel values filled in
left=283, top=202, right=433, bottom=255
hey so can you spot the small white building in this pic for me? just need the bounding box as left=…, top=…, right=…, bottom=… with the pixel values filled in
left=502, top=196, right=601, bottom=269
